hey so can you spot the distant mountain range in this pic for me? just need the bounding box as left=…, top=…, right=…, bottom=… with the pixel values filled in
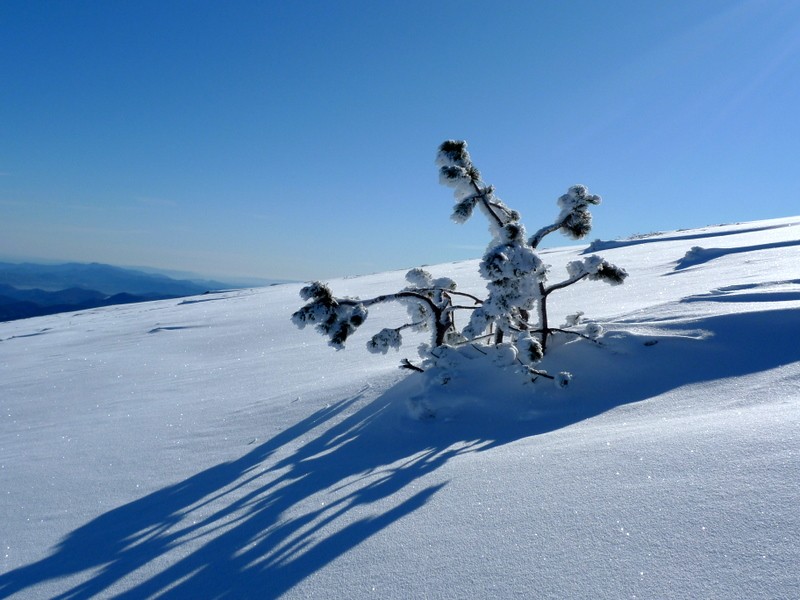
left=0, top=261, right=283, bottom=322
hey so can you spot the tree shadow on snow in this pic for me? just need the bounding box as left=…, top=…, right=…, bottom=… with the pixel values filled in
left=569, top=306, right=800, bottom=420
left=2, top=306, right=800, bottom=598
left=0, top=384, right=485, bottom=600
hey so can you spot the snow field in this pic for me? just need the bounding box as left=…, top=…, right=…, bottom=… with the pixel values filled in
left=1, top=216, right=798, bottom=598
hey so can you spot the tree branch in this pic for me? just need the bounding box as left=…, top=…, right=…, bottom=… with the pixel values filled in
left=528, top=222, right=561, bottom=249
left=445, top=290, right=484, bottom=304
left=470, top=180, right=505, bottom=229
left=542, top=272, right=589, bottom=296
left=528, top=327, right=603, bottom=345
left=337, top=290, right=450, bottom=345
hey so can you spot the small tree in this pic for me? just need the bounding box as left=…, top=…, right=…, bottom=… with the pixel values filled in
left=292, top=141, right=627, bottom=385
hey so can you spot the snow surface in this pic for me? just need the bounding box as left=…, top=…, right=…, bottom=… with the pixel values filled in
left=1, top=216, right=799, bottom=599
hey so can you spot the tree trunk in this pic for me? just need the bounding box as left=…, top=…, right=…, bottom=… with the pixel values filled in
left=538, top=282, right=549, bottom=352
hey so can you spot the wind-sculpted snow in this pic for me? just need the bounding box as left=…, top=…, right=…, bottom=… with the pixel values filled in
left=674, top=240, right=800, bottom=270
left=1, top=217, right=798, bottom=599
left=584, top=219, right=800, bottom=253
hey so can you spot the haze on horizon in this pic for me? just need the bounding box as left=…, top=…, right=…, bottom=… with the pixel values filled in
left=2, top=1, right=799, bottom=281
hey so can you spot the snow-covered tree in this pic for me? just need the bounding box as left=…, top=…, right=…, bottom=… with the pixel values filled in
left=436, top=140, right=627, bottom=352
left=292, top=140, right=627, bottom=386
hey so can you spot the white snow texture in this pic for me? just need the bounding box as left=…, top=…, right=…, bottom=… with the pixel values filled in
left=1, top=216, right=799, bottom=599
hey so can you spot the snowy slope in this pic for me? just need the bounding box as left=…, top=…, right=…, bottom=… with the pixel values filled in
left=1, top=217, right=799, bottom=599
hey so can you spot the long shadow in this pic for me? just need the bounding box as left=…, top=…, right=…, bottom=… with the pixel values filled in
left=683, top=291, right=800, bottom=303
left=582, top=221, right=799, bottom=254
left=680, top=279, right=800, bottom=304
left=0, top=394, right=364, bottom=599
left=557, top=306, right=800, bottom=414
left=670, top=240, right=800, bottom=272
left=0, top=327, right=52, bottom=342
left=3, top=307, right=800, bottom=598
left=0, top=383, right=487, bottom=600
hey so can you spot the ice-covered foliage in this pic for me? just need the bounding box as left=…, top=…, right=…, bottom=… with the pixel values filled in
left=466, top=225, right=546, bottom=339
left=554, top=371, right=573, bottom=389
left=366, top=328, right=403, bottom=354
left=585, top=322, right=604, bottom=339
left=528, top=184, right=603, bottom=249
left=292, top=140, right=628, bottom=389
left=436, top=141, right=517, bottom=238
left=555, top=185, right=601, bottom=240
left=566, top=255, right=628, bottom=285
left=291, top=282, right=368, bottom=349
left=405, top=267, right=433, bottom=288
left=515, top=332, right=544, bottom=365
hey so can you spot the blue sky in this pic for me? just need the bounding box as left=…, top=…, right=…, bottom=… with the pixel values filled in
left=2, top=1, right=799, bottom=281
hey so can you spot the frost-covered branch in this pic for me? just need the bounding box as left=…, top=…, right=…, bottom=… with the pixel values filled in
left=528, top=185, right=602, bottom=249
left=527, top=327, right=604, bottom=345
left=293, top=286, right=446, bottom=349
left=437, top=140, right=514, bottom=233
left=535, top=255, right=627, bottom=351
left=292, top=268, right=480, bottom=355
left=445, top=290, right=484, bottom=305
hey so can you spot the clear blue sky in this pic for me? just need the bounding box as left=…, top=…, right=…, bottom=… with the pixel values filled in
left=2, top=1, right=799, bottom=281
